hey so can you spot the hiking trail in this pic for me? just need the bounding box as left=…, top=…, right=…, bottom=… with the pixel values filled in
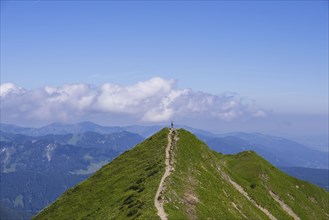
left=154, top=128, right=176, bottom=220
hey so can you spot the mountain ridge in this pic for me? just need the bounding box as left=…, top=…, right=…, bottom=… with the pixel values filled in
left=205, top=134, right=328, bottom=169
left=34, top=128, right=329, bottom=219
left=0, top=122, right=162, bottom=138
left=2, top=122, right=327, bottom=169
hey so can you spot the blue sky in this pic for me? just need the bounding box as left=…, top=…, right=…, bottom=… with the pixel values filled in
left=0, top=1, right=328, bottom=137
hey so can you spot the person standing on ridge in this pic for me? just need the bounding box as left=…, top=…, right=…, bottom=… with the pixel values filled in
left=171, top=121, right=174, bottom=129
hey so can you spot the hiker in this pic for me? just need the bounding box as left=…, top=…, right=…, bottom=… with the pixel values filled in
left=171, top=121, right=174, bottom=129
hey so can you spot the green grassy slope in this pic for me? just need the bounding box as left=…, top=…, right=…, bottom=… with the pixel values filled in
left=164, top=129, right=268, bottom=219
left=221, top=151, right=329, bottom=220
left=34, top=128, right=329, bottom=220
left=164, top=129, right=329, bottom=219
left=34, top=128, right=168, bottom=220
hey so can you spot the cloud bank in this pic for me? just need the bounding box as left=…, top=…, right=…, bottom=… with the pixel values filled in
left=0, top=77, right=266, bottom=125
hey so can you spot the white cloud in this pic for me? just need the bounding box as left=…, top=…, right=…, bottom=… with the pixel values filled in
left=96, top=77, right=174, bottom=114
left=0, top=77, right=266, bottom=124
left=0, top=83, right=25, bottom=97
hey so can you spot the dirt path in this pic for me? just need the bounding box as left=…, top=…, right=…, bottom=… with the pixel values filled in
left=228, top=178, right=277, bottom=220
left=269, top=191, right=300, bottom=220
left=154, top=128, right=175, bottom=220
left=219, top=167, right=277, bottom=220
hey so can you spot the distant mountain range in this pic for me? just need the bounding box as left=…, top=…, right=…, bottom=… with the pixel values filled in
left=1, top=122, right=328, bottom=219
left=0, top=130, right=143, bottom=219
left=279, top=167, right=329, bottom=191
left=202, top=132, right=328, bottom=169
left=0, top=122, right=162, bottom=138
left=1, top=131, right=144, bottom=174
left=2, top=122, right=327, bottom=168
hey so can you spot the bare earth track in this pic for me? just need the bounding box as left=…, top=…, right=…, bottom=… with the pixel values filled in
left=154, top=128, right=175, bottom=220
left=269, top=191, right=301, bottom=220
left=218, top=167, right=277, bottom=220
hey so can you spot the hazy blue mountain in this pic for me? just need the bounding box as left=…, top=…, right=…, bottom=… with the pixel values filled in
left=177, top=125, right=218, bottom=138
left=205, top=133, right=328, bottom=169
left=0, top=124, right=35, bottom=135
left=123, top=125, right=163, bottom=137
left=1, top=122, right=122, bottom=137
left=279, top=167, right=329, bottom=191
left=0, top=202, right=34, bottom=220
left=1, top=171, right=87, bottom=217
left=2, top=122, right=327, bottom=169
left=0, top=122, right=217, bottom=139
left=2, top=123, right=326, bottom=169
left=1, top=131, right=143, bottom=174
left=0, top=131, right=144, bottom=219
left=0, top=122, right=164, bottom=138
left=289, top=134, right=329, bottom=152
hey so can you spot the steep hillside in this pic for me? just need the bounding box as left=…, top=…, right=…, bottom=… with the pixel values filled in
left=34, top=129, right=329, bottom=220
left=220, top=151, right=329, bottom=219
left=162, top=129, right=270, bottom=219
left=34, top=129, right=169, bottom=219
